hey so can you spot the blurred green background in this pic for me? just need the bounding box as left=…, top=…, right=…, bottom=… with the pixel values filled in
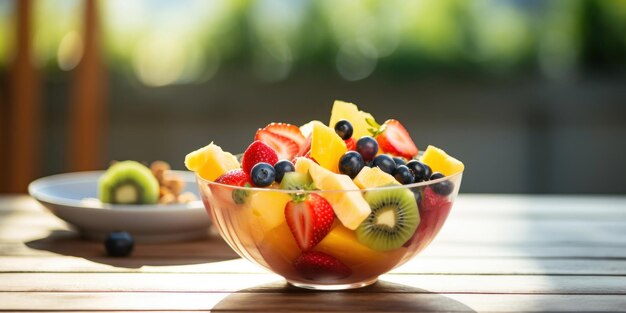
left=1, top=0, right=625, bottom=194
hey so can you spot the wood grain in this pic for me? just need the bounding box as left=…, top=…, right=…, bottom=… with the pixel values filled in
left=2, top=256, right=626, bottom=275
left=1, top=273, right=626, bottom=294
left=0, top=292, right=625, bottom=312
left=2, top=195, right=626, bottom=312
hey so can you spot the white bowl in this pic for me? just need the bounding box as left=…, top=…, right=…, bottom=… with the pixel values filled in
left=28, top=171, right=211, bottom=243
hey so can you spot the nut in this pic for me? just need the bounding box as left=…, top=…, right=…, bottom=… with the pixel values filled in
left=163, top=174, right=185, bottom=195
left=158, top=193, right=177, bottom=204
left=159, top=186, right=172, bottom=198
left=151, top=161, right=171, bottom=183
left=177, top=192, right=197, bottom=204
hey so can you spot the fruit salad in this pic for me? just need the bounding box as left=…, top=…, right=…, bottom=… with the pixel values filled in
left=186, top=100, right=464, bottom=289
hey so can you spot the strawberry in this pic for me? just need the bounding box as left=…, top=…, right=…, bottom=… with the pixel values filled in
left=285, top=193, right=334, bottom=251
left=371, top=119, right=418, bottom=159
left=214, top=169, right=251, bottom=205
left=263, top=123, right=306, bottom=150
left=215, top=169, right=250, bottom=186
left=241, top=141, right=279, bottom=175
left=344, top=137, right=356, bottom=151
left=255, top=129, right=299, bottom=161
left=296, top=134, right=312, bottom=157
left=421, top=186, right=452, bottom=213
left=303, top=151, right=319, bottom=164
left=294, top=251, right=351, bottom=281
left=403, top=187, right=452, bottom=248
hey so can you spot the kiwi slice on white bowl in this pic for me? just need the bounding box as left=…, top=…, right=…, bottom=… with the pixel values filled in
left=98, top=161, right=160, bottom=205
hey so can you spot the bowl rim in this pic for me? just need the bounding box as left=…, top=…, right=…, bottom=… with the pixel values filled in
left=28, top=170, right=203, bottom=212
left=197, top=168, right=463, bottom=193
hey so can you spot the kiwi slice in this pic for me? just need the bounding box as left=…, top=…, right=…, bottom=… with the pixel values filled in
left=99, top=161, right=160, bottom=204
left=356, top=186, right=420, bottom=251
left=280, top=172, right=315, bottom=190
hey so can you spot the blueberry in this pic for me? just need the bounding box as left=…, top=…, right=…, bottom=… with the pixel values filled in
left=251, top=162, right=276, bottom=187
left=406, top=160, right=432, bottom=182
left=273, top=159, right=295, bottom=183
left=432, top=181, right=454, bottom=196
left=356, top=136, right=378, bottom=162
left=105, top=231, right=134, bottom=257
left=394, top=165, right=416, bottom=185
left=338, top=151, right=365, bottom=179
left=414, top=189, right=422, bottom=206
left=430, top=172, right=455, bottom=196
left=334, top=120, right=354, bottom=140
left=393, top=157, right=406, bottom=167
left=430, top=172, right=445, bottom=180
left=372, top=154, right=396, bottom=175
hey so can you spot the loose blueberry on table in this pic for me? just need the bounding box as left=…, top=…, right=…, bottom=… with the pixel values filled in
left=105, top=231, right=134, bottom=257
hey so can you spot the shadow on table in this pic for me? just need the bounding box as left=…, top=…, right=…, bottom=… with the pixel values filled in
left=26, top=229, right=240, bottom=268
left=212, top=280, right=476, bottom=312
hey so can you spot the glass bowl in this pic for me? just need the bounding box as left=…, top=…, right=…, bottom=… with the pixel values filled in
left=196, top=170, right=462, bottom=290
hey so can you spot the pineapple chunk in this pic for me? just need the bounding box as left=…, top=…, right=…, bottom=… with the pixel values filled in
left=329, top=100, right=378, bottom=140
left=184, top=142, right=240, bottom=181
left=258, top=222, right=301, bottom=275
left=315, top=224, right=388, bottom=266
left=310, top=121, right=347, bottom=173
left=353, top=166, right=400, bottom=189
left=315, top=173, right=371, bottom=230
left=245, top=190, right=292, bottom=232
left=295, top=158, right=371, bottom=230
left=315, top=224, right=405, bottom=273
left=295, top=157, right=316, bottom=176
left=419, top=145, right=465, bottom=176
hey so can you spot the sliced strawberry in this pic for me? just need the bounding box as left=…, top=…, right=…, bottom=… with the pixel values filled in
left=255, top=129, right=299, bottom=161
left=296, top=134, right=312, bottom=157
left=294, top=251, right=351, bottom=281
left=344, top=137, right=356, bottom=151
left=375, top=119, right=418, bottom=159
left=241, top=140, right=279, bottom=175
left=263, top=123, right=306, bottom=150
left=285, top=193, right=335, bottom=251
left=303, top=151, right=319, bottom=164
left=215, top=169, right=250, bottom=186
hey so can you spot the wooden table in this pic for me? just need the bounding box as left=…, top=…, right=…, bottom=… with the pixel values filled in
left=1, top=194, right=625, bottom=312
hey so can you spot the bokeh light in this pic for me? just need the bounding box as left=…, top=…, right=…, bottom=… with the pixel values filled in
left=57, top=31, right=83, bottom=71
left=1, top=0, right=624, bottom=82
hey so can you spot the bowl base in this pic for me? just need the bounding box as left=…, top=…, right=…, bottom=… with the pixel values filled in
left=287, top=277, right=378, bottom=290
